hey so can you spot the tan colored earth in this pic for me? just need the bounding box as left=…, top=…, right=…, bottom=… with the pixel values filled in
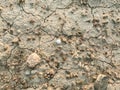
left=0, top=0, right=120, bottom=90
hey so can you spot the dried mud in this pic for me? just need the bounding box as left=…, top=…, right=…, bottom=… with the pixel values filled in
left=0, top=0, right=120, bottom=90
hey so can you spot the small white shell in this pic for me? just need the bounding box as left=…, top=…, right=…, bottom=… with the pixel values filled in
left=26, top=53, right=40, bottom=68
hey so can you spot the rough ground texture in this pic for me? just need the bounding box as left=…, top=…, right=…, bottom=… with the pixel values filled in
left=0, top=0, right=120, bottom=90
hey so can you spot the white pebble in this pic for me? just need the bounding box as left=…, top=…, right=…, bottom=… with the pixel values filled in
left=31, top=70, right=37, bottom=74
left=25, top=70, right=31, bottom=75
left=55, top=38, right=61, bottom=44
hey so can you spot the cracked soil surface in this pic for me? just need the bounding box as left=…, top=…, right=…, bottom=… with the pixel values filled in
left=0, top=0, right=120, bottom=90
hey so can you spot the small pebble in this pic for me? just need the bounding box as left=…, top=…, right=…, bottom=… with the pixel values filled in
left=25, top=70, right=31, bottom=75
left=55, top=38, right=61, bottom=44
left=27, top=53, right=41, bottom=68
left=31, top=70, right=38, bottom=74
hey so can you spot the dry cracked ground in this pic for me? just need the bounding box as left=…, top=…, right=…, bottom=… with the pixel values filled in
left=0, top=0, right=120, bottom=90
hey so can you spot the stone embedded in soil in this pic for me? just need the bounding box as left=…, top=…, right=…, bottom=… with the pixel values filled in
left=25, top=70, right=31, bottom=75
left=31, top=70, right=38, bottom=74
left=26, top=53, right=41, bottom=68
left=94, top=74, right=109, bottom=90
left=12, top=37, right=19, bottom=44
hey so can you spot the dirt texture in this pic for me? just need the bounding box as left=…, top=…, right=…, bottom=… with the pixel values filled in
left=0, top=0, right=120, bottom=90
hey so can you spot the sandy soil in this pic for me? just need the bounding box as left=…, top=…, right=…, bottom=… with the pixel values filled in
left=0, top=0, right=120, bottom=90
